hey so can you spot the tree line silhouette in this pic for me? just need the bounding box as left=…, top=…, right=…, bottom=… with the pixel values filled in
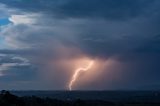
left=0, top=90, right=160, bottom=106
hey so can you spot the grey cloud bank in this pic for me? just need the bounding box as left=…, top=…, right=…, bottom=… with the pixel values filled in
left=0, top=0, right=160, bottom=90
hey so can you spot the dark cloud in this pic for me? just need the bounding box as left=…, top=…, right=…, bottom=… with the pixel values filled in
left=58, top=0, right=154, bottom=20
left=135, top=35, right=160, bottom=53
left=0, top=0, right=156, bottom=20
left=0, top=0, right=160, bottom=90
left=0, top=65, right=37, bottom=81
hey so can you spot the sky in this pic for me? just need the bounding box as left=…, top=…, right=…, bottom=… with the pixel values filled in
left=0, top=0, right=160, bottom=90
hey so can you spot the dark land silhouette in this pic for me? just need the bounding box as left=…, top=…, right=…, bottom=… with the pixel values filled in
left=0, top=90, right=160, bottom=106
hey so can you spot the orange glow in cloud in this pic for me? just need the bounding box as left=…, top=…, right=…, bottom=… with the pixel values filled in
left=69, top=60, right=94, bottom=90
left=39, top=45, right=121, bottom=90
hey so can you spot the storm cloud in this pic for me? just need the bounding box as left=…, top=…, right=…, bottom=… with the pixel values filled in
left=0, top=0, right=160, bottom=90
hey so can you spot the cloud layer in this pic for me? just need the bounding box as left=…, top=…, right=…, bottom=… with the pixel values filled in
left=0, top=0, right=160, bottom=90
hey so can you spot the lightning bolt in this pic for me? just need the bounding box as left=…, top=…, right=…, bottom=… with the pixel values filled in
left=69, top=60, right=94, bottom=91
